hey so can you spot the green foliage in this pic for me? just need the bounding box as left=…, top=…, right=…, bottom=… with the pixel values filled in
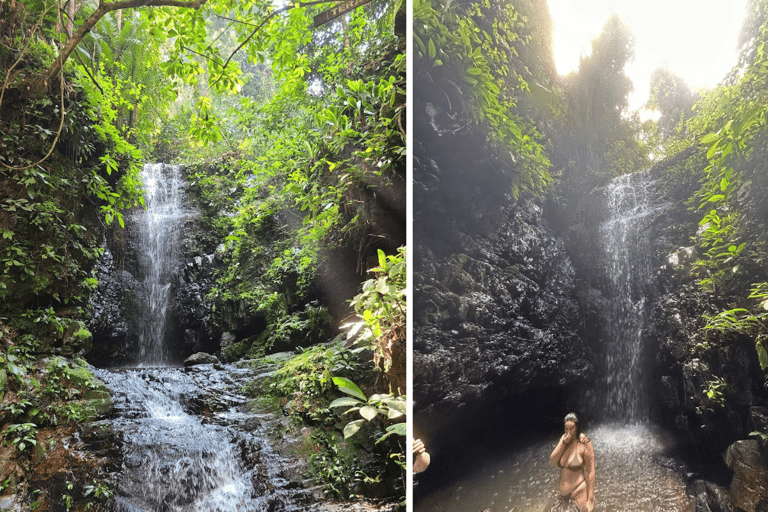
left=4, top=422, right=38, bottom=455
left=62, top=480, right=74, bottom=512
left=695, top=375, right=729, bottom=415
left=347, top=247, right=405, bottom=377
left=557, top=13, right=650, bottom=178
left=704, top=283, right=768, bottom=370
left=260, top=344, right=337, bottom=423
left=244, top=340, right=404, bottom=503
left=83, top=480, right=113, bottom=510
left=658, top=3, right=768, bottom=387
left=329, top=376, right=405, bottom=441
left=0, top=342, right=110, bottom=428
left=306, top=430, right=361, bottom=500
left=192, top=19, right=405, bottom=353
left=646, top=66, right=697, bottom=147
left=413, top=0, right=551, bottom=199
left=0, top=78, right=140, bottom=312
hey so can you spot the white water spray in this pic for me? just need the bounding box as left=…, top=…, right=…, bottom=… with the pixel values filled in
left=599, top=171, right=667, bottom=422
left=137, top=163, right=184, bottom=366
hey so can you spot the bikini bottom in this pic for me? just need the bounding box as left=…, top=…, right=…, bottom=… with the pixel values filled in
left=551, top=480, right=587, bottom=512
left=550, top=495, right=583, bottom=512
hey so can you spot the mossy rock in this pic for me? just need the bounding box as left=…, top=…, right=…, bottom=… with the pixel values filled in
left=46, top=357, right=113, bottom=409
left=221, top=340, right=249, bottom=363
left=77, top=398, right=114, bottom=420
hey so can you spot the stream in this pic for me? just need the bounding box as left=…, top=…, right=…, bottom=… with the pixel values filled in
left=414, top=423, right=693, bottom=512
left=95, top=363, right=318, bottom=512
left=92, top=164, right=355, bottom=511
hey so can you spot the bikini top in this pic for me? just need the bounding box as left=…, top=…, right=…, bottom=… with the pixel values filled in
left=559, top=433, right=590, bottom=470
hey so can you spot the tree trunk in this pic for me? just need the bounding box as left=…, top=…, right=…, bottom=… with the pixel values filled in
left=67, top=0, right=75, bottom=36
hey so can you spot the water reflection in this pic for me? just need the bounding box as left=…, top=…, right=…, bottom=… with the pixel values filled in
left=416, top=423, right=692, bottom=512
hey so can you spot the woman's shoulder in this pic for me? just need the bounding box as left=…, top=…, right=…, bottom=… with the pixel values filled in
left=579, top=433, right=591, bottom=445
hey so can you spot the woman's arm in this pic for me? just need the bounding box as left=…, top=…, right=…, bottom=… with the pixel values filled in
left=583, top=437, right=596, bottom=512
left=549, top=434, right=568, bottom=467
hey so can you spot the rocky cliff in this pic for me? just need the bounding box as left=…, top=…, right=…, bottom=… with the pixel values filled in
left=413, top=120, right=591, bottom=461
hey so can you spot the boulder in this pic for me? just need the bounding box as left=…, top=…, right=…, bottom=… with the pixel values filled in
left=688, top=479, right=733, bottom=512
left=183, top=352, right=219, bottom=367
left=725, top=440, right=768, bottom=512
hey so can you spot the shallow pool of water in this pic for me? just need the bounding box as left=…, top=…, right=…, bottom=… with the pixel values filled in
left=415, top=423, right=693, bottom=512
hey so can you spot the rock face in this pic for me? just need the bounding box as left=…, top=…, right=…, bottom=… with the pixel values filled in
left=88, top=165, right=222, bottom=366
left=413, top=151, right=589, bottom=456
left=688, top=479, right=734, bottom=512
left=725, top=440, right=768, bottom=512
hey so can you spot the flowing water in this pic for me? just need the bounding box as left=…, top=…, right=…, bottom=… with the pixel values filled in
left=415, top=424, right=692, bottom=512
left=598, top=171, right=666, bottom=422
left=136, top=163, right=185, bottom=366
left=95, top=164, right=341, bottom=511
left=95, top=365, right=318, bottom=512
left=416, top=171, right=693, bottom=511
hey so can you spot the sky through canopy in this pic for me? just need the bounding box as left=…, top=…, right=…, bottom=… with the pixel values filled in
left=548, top=0, right=750, bottom=113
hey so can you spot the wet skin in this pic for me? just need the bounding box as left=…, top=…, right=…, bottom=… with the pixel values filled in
left=549, top=420, right=596, bottom=512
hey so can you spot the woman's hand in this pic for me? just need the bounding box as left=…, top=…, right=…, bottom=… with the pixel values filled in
left=413, top=439, right=430, bottom=474
left=562, top=430, right=574, bottom=445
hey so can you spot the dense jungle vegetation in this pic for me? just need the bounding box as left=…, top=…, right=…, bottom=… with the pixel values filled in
left=0, top=0, right=405, bottom=508
left=415, top=0, right=768, bottom=435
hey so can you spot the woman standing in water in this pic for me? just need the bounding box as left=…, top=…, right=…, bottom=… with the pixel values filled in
left=549, top=413, right=596, bottom=512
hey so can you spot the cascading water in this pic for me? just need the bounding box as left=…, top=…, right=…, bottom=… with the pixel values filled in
left=96, top=164, right=340, bottom=511
left=597, top=171, right=663, bottom=422
left=136, top=163, right=184, bottom=366
left=415, top=171, right=694, bottom=512
left=94, top=365, right=320, bottom=512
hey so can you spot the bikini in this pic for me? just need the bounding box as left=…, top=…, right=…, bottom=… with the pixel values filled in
left=552, top=438, right=588, bottom=512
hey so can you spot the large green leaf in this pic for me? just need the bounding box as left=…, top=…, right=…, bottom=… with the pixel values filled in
left=757, top=340, right=768, bottom=370
left=343, top=419, right=364, bottom=439
left=383, top=399, right=406, bottom=418
left=360, top=405, right=378, bottom=421
left=329, top=397, right=362, bottom=409
left=332, top=376, right=367, bottom=401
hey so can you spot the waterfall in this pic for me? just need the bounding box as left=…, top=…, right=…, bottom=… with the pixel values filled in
left=136, top=163, right=184, bottom=366
left=598, top=171, right=665, bottom=423
left=93, top=164, right=334, bottom=511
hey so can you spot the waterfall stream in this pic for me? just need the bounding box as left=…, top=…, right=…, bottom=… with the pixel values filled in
left=598, top=171, right=665, bottom=422
left=95, top=164, right=339, bottom=511
left=94, top=365, right=318, bottom=512
left=415, top=171, right=694, bottom=511
left=136, top=163, right=184, bottom=366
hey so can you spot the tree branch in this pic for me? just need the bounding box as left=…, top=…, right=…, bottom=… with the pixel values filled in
left=40, top=0, right=210, bottom=87
left=74, top=49, right=105, bottom=95
left=179, top=45, right=224, bottom=67
left=209, top=0, right=341, bottom=90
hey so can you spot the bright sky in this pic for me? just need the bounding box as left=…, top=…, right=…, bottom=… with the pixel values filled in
left=548, top=0, right=751, bottom=113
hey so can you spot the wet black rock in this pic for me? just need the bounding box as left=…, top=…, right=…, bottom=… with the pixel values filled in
left=688, top=480, right=733, bottom=512
left=414, top=148, right=589, bottom=456
left=88, top=248, right=139, bottom=365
